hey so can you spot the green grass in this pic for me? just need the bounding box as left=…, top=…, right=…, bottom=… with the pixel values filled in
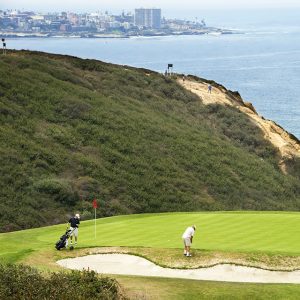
left=76, top=211, right=300, bottom=253
left=116, top=275, right=300, bottom=300
left=1, top=50, right=300, bottom=231
left=1, top=212, right=300, bottom=299
left=1, top=212, right=300, bottom=265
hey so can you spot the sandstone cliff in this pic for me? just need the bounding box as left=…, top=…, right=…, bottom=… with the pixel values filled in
left=179, top=77, right=300, bottom=174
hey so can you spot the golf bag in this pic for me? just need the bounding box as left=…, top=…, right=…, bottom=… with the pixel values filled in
left=55, top=228, right=74, bottom=250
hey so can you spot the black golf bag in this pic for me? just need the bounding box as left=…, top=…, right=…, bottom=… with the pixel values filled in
left=55, top=228, right=74, bottom=250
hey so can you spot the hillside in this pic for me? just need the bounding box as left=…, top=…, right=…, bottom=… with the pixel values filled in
left=0, top=50, right=300, bottom=231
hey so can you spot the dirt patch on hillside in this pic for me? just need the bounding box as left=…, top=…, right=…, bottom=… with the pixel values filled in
left=179, top=78, right=300, bottom=173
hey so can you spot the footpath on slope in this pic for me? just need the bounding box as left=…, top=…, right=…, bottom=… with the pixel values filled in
left=178, top=78, right=300, bottom=173
left=57, top=253, right=300, bottom=284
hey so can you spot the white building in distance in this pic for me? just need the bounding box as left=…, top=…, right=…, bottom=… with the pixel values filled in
left=134, top=8, right=161, bottom=29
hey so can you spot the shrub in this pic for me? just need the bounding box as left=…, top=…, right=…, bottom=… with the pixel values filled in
left=34, top=178, right=79, bottom=206
left=0, top=263, right=122, bottom=300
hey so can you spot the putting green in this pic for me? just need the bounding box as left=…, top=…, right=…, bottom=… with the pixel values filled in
left=1, top=212, right=300, bottom=264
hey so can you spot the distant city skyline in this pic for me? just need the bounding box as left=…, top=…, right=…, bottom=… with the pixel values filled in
left=1, top=0, right=300, bottom=15
left=1, top=7, right=222, bottom=37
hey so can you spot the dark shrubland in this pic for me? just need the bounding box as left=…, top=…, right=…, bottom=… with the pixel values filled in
left=0, top=264, right=122, bottom=300
left=0, top=50, right=299, bottom=231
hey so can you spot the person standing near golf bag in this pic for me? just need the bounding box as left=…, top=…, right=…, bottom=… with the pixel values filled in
left=69, top=213, right=80, bottom=245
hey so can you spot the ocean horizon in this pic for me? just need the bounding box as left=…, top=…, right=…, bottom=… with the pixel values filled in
left=6, top=9, right=300, bottom=138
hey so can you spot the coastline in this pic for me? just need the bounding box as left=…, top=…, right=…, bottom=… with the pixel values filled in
left=0, top=29, right=240, bottom=39
left=5, top=30, right=299, bottom=138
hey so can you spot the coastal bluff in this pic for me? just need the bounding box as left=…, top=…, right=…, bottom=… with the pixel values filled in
left=179, top=77, right=300, bottom=174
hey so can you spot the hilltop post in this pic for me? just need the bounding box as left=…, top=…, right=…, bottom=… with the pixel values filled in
left=2, top=38, right=6, bottom=55
left=167, top=63, right=173, bottom=76
left=92, top=199, right=98, bottom=239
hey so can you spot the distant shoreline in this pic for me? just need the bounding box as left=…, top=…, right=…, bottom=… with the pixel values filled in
left=0, top=29, right=241, bottom=39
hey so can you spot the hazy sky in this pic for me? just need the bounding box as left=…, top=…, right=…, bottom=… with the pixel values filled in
left=2, top=0, right=300, bottom=13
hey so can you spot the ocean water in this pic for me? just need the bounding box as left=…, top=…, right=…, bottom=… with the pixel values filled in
left=7, top=9, right=300, bottom=138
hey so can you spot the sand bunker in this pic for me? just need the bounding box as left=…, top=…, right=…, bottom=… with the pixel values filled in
left=57, top=254, right=300, bottom=283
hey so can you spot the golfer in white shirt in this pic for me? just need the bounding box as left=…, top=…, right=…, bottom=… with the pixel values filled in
left=182, top=225, right=196, bottom=257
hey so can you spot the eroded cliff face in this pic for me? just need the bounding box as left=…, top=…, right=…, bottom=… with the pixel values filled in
left=179, top=77, right=300, bottom=174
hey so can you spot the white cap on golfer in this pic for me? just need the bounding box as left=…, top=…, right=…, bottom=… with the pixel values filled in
left=75, top=213, right=80, bottom=219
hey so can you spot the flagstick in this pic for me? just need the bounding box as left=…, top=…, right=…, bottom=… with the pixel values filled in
left=92, top=199, right=98, bottom=239
left=94, top=207, right=96, bottom=239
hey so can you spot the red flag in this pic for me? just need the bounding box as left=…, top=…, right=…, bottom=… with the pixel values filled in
left=92, top=199, right=98, bottom=209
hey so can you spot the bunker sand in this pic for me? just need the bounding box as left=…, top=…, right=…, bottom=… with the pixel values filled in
left=57, top=254, right=300, bottom=284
